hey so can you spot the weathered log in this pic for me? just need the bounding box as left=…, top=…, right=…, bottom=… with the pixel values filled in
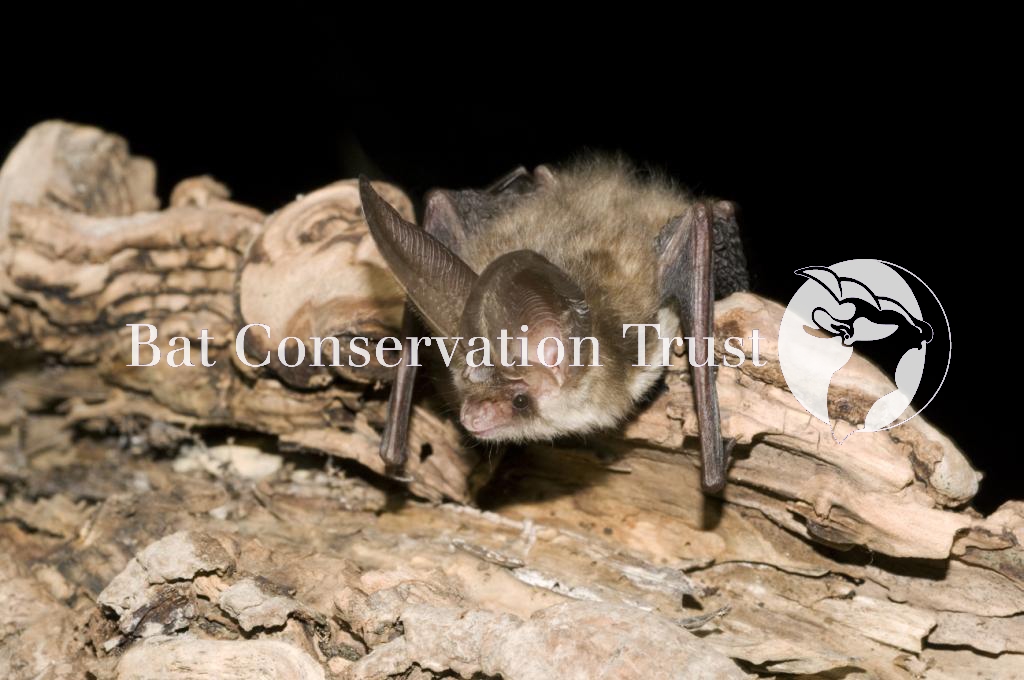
left=1, top=121, right=1021, bottom=679
left=0, top=121, right=480, bottom=503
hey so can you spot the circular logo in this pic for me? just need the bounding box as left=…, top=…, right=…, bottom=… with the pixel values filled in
left=778, top=259, right=950, bottom=437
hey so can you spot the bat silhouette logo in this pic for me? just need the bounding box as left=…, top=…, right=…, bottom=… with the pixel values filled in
left=778, top=259, right=949, bottom=438
left=796, top=266, right=933, bottom=350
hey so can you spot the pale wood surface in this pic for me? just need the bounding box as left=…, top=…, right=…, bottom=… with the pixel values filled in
left=1, top=121, right=1020, bottom=679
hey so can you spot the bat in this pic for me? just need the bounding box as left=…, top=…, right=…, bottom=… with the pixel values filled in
left=358, top=158, right=749, bottom=492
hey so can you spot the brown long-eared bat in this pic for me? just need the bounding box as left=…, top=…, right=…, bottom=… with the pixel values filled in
left=358, top=157, right=749, bottom=492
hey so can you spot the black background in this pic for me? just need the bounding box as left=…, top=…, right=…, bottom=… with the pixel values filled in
left=1, top=18, right=1015, bottom=511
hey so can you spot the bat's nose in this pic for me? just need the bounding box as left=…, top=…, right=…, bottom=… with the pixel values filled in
left=460, top=400, right=502, bottom=436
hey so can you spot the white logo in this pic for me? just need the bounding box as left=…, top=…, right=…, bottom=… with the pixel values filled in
left=778, top=259, right=950, bottom=439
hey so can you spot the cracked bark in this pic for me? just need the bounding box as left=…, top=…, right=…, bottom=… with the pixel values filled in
left=1, top=121, right=1021, bottom=679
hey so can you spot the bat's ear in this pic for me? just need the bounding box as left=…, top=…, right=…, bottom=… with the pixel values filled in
left=461, top=250, right=590, bottom=385
left=359, top=177, right=477, bottom=338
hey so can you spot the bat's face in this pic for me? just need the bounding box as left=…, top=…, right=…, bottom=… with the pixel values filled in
left=451, top=345, right=569, bottom=443
left=452, top=251, right=588, bottom=442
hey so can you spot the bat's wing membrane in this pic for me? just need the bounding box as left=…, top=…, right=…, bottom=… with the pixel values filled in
left=423, top=166, right=549, bottom=256
left=710, top=201, right=750, bottom=297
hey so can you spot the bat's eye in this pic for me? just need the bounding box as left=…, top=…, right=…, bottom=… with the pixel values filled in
left=512, top=394, right=530, bottom=411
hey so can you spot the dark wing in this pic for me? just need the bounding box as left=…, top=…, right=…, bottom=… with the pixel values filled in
left=710, top=200, right=750, bottom=298
left=422, top=165, right=547, bottom=255
left=657, top=201, right=747, bottom=493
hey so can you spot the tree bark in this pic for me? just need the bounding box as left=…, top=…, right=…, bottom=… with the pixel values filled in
left=1, top=121, right=1020, bottom=679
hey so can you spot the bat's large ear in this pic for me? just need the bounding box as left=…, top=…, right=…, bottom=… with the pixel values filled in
left=461, top=250, right=590, bottom=385
left=359, top=177, right=477, bottom=338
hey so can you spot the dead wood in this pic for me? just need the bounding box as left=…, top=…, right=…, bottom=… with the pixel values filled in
left=0, top=121, right=1020, bottom=679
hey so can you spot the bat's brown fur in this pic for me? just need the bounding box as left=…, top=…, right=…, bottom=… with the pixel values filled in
left=359, top=153, right=742, bottom=488
left=450, top=157, right=695, bottom=442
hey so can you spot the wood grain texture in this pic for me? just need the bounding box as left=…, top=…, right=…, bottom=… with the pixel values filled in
left=1, top=121, right=1018, bottom=679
